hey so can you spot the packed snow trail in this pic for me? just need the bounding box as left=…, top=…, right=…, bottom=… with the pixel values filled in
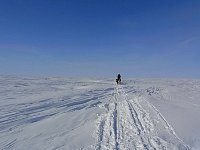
left=95, top=84, right=190, bottom=150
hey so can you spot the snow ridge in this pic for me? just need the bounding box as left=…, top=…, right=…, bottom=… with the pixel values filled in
left=95, top=84, right=190, bottom=150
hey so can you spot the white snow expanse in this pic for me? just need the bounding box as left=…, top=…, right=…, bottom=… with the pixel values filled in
left=0, top=76, right=200, bottom=150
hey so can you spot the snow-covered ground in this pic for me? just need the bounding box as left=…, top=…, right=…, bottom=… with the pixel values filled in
left=0, top=76, right=200, bottom=150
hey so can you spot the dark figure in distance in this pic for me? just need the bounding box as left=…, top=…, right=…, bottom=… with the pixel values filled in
left=116, top=74, right=121, bottom=84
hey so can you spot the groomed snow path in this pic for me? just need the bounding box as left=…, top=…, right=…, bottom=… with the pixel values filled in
left=93, top=84, right=190, bottom=150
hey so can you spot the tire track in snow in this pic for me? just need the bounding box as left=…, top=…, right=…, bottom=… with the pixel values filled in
left=95, top=84, right=190, bottom=150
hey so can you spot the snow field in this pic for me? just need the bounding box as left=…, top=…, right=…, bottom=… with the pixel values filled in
left=1, top=76, right=199, bottom=149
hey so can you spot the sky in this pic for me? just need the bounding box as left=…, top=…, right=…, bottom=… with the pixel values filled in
left=0, top=0, right=200, bottom=78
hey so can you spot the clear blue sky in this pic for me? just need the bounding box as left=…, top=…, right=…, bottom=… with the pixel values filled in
left=0, top=0, right=200, bottom=77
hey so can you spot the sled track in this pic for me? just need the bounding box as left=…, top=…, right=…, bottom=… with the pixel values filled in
left=95, top=84, right=190, bottom=150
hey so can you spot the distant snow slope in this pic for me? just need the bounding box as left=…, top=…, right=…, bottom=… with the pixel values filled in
left=0, top=76, right=199, bottom=149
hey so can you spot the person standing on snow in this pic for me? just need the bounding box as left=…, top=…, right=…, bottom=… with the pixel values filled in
left=116, top=74, right=121, bottom=84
